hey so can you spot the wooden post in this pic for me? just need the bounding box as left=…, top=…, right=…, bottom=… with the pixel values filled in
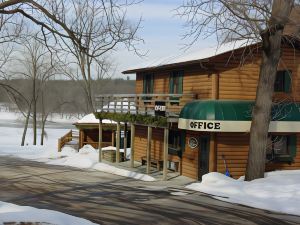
left=146, top=126, right=152, bottom=174
left=124, top=123, right=127, bottom=161
left=79, top=130, right=84, bottom=149
left=209, top=133, right=217, bottom=172
left=111, top=131, right=115, bottom=146
left=130, top=123, right=135, bottom=168
left=98, top=119, right=103, bottom=162
left=163, top=128, right=169, bottom=181
left=116, top=122, right=121, bottom=163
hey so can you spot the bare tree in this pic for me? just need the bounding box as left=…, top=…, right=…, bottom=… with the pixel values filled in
left=11, top=35, right=58, bottom=145
left=59, top=0, right=142, bottom=113
left=0, top=0, right=87, bottom=50
left=178, top=0, right=298, bottom=180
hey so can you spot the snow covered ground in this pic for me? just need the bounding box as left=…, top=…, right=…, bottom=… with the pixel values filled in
left=0, top=112, right=154, bottom=224
left=0, top=201, right=97, bottom=225
left=0, top=117, right=155, bottom=182
left=186, top=172, right=300, bottom=216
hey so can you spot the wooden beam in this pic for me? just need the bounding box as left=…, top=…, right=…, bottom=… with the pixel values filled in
left=98, top=119, right=103, bottom=162
left=163, top=128, right=169, bottom=181
left=146, top=126, right=152, bottom=174
left=116, top=122, right=121, bottom=163
left=209, top=133, right=217, bottom=172
left=130, top=123, right=135, bottom=168
left=124, top=123, right=127, bottom=161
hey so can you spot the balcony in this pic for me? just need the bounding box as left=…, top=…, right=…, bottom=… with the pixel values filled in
left=95, top=93, right=195, bottom=119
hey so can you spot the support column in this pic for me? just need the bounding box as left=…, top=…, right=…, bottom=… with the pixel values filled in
left=209, top=133, right=217, bottom=172
left=111, top=131, right=115, bottom=146
left=79, top=130, right=84, bottom=149
left=116, top=122, right=121, bottom=163
left=98, top=119, right=103, bottom=162
left=163, top=128, right=169, bottom=181
left=130, top=123, right=135, bottom=168
left=146, top=126, right=152, bottom=174
left=124, top=123, right=127, bottom=161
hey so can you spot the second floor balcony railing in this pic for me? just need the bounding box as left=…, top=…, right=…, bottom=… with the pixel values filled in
left=95, top=93, right=196, bottom=118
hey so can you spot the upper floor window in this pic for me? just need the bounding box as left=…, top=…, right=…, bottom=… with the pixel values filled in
left=169, top=71, right=183, bottom=94
left=274, top=70, right=292, bottom=93
left=143, top=74, right=154, bottom=94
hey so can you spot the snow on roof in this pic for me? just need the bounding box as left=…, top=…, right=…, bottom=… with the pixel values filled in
left=123, top=39, right=258, bottom=73
left=76, top=113, right=116, bottom=124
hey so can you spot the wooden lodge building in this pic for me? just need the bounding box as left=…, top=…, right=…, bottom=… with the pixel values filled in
left=95, top=37, right=300, bottom=180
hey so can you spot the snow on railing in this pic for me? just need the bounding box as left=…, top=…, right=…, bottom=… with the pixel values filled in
left=95, top=93, right=195, bottom=117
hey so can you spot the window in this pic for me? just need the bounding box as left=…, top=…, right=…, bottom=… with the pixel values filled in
left=143, top=74, right=154, bottom=94
left=266, top=135, right=297, bottom=163
left=143, top=74, right=154, bottom=101
left=169, top=130, right=181, bottom=150
left=168, top=130, right=185, bottom=156
left=169, top=71, right=183, bottom=94
left=274, top=70, right=292, bottom=93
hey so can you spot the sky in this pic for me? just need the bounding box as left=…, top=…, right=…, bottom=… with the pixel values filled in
left=112, top=0, right=215, bottom=78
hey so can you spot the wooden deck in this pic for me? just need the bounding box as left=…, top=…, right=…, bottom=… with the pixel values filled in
left=95, top=93, right=195, bottom=117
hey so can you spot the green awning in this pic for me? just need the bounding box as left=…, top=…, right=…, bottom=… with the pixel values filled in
left=178, top=100, right=300, bottom=132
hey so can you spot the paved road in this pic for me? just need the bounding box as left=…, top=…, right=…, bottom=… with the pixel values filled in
left=0, top=156, right=300, bottom=225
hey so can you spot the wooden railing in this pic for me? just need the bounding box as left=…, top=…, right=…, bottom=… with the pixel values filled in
left=58, top=130, right=73, bottom=152
left=95, top=93, right=195, bottom=117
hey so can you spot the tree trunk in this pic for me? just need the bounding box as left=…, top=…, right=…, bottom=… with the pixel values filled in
left=21, top=105, right=32, bottom=146
left=245, top=0, right=293, bottom=181
left=40, top=118, right=46, bottom=145
left=33, top=78, right=37, bottom=145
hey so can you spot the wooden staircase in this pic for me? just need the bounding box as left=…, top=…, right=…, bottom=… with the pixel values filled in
left=58, top=130, right=79, bottom=151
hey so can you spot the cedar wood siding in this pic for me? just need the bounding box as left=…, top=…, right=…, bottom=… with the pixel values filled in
left=133, top=44, right=300, bottom=179
left=136, top=68, right=211, bottom=98
left=216, top=133, right=300, bottom=179
left=218, top=45, right=300, bottom=100
left=182, top=133, right=300, bottom=180
left=134, top=125, right=180, bottom=164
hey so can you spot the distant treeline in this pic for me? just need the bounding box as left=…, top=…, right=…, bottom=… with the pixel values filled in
left=0, top=78, right=135, bottom=114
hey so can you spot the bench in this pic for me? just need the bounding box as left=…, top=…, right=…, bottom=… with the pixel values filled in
left=141, top=156, right=180, bottom=172
left=141, top=156, right=163, bottom=170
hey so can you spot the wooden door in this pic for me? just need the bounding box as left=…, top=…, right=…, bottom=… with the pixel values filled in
left=198, top=136, right=210, bottom=181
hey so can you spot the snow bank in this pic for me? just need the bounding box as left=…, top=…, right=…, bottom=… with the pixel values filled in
left=0, top=143, right=155, bottom=182
left=0, top=201, right=97, bottom=225
left=186, top=172, right=300, bottom=216
left=94, top=163, right=155, bottom=181
left=57, top=145, right=154, bottom=181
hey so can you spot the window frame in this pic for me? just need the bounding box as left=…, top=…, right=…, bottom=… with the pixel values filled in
left=143, top=73, right=154, bottom=94
left=169, top=71, right=183, bottom=95
left=266, top=134, right=297, bottom=163
left=168, top=129, right=185, bottom=157
left=274, top=70, right=292, bottom=93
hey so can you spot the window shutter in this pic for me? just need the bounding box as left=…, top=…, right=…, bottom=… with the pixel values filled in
left=143, top=75, right=146, bottom=94
left=284, top=70, right=292, bottom=93
left=178, top=71, right=183, bottom=94
left=169, top=73, right=174, bottom=93
left=288, top=134, right=297, bottom=158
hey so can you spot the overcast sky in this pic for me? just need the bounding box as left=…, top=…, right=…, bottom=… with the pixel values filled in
left=112, top=0, right=215, bottom=78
